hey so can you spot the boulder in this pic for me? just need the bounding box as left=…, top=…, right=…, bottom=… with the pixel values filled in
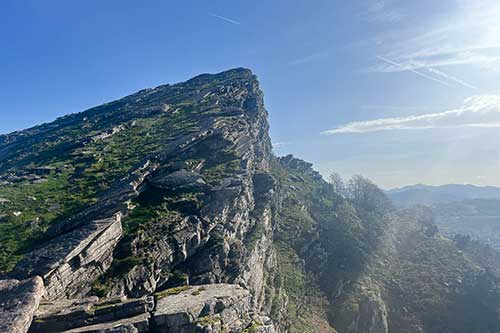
left=0, top=276, right=44, bottom=333
left=150, top=169, right=209, bottom=192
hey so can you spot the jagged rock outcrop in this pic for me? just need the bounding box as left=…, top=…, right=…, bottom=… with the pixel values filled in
left=0, top=68, right=282, bottom=333
left=11, top=214, right=123, bottom=300
left=0, top=276, right=44, bottom=333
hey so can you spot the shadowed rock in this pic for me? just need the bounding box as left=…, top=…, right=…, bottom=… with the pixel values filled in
left=29, top=296, right=153, bottom=332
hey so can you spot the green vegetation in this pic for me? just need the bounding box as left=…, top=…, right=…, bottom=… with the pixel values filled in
left=267, top=157, right=393, bottom=332
left=121, top=202, right=161, bottom=239
left=196, top=315, right=220, bottom=328
left=191, top=286, right=206, bottom=296
left=109, top=256, right=143, bottom=275
left=90, top=279, right=112, bottom=298
left=242, top=320, right=263, bottom=333
left=0, top=171, right=96, bottom=273
left=0, top=92, right=212, bottom=272
left=91, top=298, right=122, bottom=311
left=154, top=285, right=191, bottom=299
left=90, top=254, right=145, bottom=298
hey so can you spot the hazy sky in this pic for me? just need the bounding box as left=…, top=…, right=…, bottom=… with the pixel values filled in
left=1, top=0, right=500, bottom=188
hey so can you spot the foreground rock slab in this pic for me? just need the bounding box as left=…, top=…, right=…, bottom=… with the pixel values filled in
left=30, top=296, right=154, bottom=333
left=12, top=215, right=123, bottom=300
left=152, top=284, right=276, bottom=333
left=0, top=276, right=44, bottom=333
left=63, top=313, right=150, bottom=333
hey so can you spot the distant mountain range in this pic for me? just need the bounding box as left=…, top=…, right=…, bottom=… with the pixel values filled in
left=386, top=184, right=500, bottom=207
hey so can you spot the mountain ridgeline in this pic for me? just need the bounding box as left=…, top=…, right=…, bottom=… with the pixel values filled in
left=1, top=68, right=500, bottom=333
left=387, top=184, right=500, bottom=208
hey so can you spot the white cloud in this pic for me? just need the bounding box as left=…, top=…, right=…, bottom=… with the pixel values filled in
left=322, top=94, right=500, bottom=135
left=372, top=0, right=500, bottom=77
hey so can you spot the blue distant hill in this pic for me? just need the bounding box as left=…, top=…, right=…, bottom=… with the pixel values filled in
left=386, top=184, right=500, bottom=207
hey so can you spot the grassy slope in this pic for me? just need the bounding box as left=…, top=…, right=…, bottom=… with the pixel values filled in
left=0, top=72, right=243, bottom=273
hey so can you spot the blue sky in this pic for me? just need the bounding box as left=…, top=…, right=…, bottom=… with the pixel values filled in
left=1, top=0, right=500, bottom=188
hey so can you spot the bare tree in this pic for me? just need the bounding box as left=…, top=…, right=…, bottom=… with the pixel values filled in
left=329, top=172, right=346, bottom=197
left=347, top=175, right=392, bottom=216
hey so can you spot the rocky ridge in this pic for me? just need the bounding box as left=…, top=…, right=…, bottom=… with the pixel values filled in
left=1, top=68, right=500, bottom=333
left=0, top=68, right=281, bottom=332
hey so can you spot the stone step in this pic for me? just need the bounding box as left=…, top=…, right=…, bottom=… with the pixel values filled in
left=29, top=296, right=153, bottom=333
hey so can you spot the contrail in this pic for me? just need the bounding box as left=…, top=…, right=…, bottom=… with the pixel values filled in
left=209, top=13, right=241, bottom=25
left=427, top=67, right=479, bottom=90
left=377, top=55, right=451, bottom=87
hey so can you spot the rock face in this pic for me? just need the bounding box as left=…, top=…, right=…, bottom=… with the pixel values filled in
left=149, top=169, right=209, bottom=192
left=11, top=214, right=123, bottom=300
left=26, top=284, right=274, bottom=333
left=30, top=296, right=153, bottom=332
left=0, top=68, right=282, bottom=333
left=0, top=276, right=44, bottom=333
left=152, top=284, right=275, bottom=333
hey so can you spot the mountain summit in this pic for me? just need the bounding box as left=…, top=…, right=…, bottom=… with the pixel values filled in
left=1, top=69, right=500, bottom=333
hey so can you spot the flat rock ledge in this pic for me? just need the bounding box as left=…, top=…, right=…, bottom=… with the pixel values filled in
left=22, top=283, right=276, bottom=333
left=152, top=284, right=276, bottom=333
left=0, top=276, right=44, bottom=333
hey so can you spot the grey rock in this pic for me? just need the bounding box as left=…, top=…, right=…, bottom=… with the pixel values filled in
left=150, top=169, right=209, bottom=192
left=30, top=296, right=153, bottom=333
left=12, top=215, right=123, bottom=300
left=0, top=276, right=44, bottom=333
left=153, top=284, right=275, bottom=333
left=1, top=69, right=281, bottom=333
left=63, top=313, right=149, bottom=332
